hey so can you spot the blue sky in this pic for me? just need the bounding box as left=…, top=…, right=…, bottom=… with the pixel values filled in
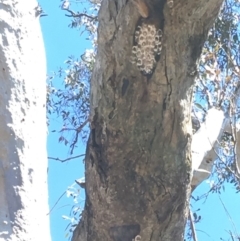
left=37, top=1, right=240, bottom=241
left=192, top=182, right=240, bottom=240
left=38, top=0, right=88, bottom=240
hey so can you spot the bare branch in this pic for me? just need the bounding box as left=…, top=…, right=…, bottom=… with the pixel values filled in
left=189, top=210, right=198, bottom=241
left=48, top=154, right=85, bottom=162
left=218, top=195, right=240, bottom=238
left=47, top=191, right=66, bottom=215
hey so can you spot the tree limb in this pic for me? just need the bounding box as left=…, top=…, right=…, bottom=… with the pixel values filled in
left=189, top=210, right=198, bottom=241
left=48, top=154, right=85, bottom=162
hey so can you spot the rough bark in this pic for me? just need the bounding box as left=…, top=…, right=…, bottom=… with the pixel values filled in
left=72, top=0, right=224, bottom=240
left=0, top=1, right=50, bottom=240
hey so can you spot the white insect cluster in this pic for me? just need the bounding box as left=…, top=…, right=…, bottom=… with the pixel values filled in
left=131, top=23, right=162, bottom=75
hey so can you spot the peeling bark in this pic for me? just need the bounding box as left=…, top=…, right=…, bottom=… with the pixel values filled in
left=0, top=1, right=50, bottom=240
left=72, top=0, right=224, bottom=240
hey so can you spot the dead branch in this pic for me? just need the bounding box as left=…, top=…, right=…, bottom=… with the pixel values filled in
left=48, top=154, right=85, bottom=162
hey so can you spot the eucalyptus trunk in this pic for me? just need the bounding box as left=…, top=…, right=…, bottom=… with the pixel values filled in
left=73, top=0, right=224, bottom=240
left=0, top=1, right=50, bottom=240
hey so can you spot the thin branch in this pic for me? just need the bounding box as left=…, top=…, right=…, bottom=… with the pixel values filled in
left=63, top=8, right=98, bottom=21
left=48, top=154, right=85, bottom=162
left=213, top=147, right=240, bottom=181
left=229, top=230, right=235, bottom=241
left=70, top=118, right=89, bottom=154
left=198, top=76, right=212, bottom=108
left=218, top=195, right=240, bottom=239
left=189, top=210, right=198, bottom=241
left=77, top=118, right=89, bottom=132
left=230, top=98, right=240, bottom=176
left=195, top=229, right=213, bottom=240
left=47, top=191, right=66, bottom=215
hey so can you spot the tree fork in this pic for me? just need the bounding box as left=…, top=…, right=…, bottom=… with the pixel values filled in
left=72, top=0, right=224, bottom=240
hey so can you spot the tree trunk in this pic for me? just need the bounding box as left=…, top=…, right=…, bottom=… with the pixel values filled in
left=0, top=1, right=50, bottom=240
left=72, top=0, right=224, bottom=240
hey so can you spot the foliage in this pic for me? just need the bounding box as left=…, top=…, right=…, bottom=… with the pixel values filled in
left=47, top=0, right=100, bottom=238
left=61, top=0, right=100, bottom=46
left=193, top=0, right=240, bottom=189
left=63, top=182, right=85, bottom=240
left=47, top=1, right=99, bottom=153
left=185, top=0, right=240, bottom=240
left=47, top=56, right=90, bottom=152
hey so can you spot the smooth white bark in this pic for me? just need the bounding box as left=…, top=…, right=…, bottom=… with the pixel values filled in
left=0, top=1, right=50, bottom=240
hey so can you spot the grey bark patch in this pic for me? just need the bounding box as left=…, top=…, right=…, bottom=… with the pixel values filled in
left=188, top=34, right=206, bottom=63
left=108, top=110, right=115, bottom=119
left=109, top=224, right=140, bottom=241
left=121, top=78, right=129, bottom=96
